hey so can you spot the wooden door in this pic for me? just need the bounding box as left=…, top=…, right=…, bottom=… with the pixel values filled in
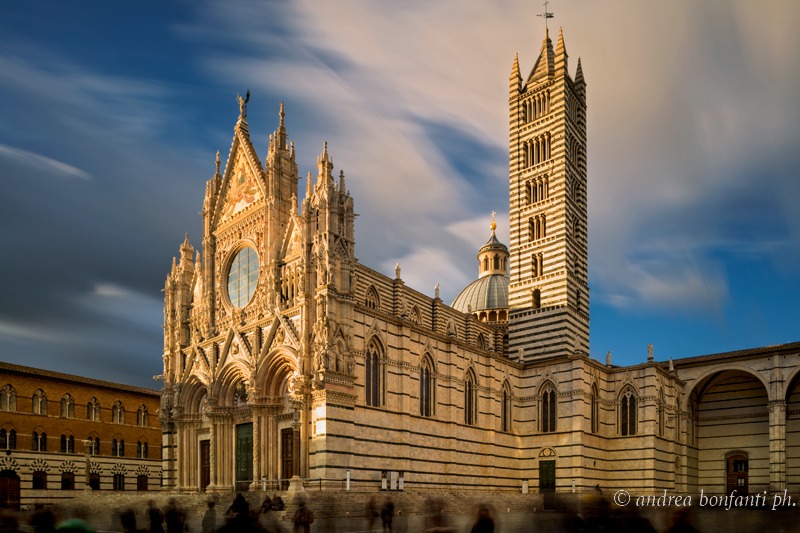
left=281, top=428, right=293, bottom=490
left=0, top=471, right=20, bottom=510
left=199, top=440, right=210, bottom=492
left=726, top=455, right=748, bottom=495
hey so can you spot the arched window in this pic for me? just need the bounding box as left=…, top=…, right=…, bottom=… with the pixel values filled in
left=365, top=286, right=380, bottom=311
left=501, top=381, right=512, bottom=432
left=476, top=333, right=486, bottom=351
left=591, top=384, right=600, bottom=434
left=31, top=431, right=46, bottom=451
left=658, top=388, right=665, bottom=437
left=620, top=387, right=637, bottom=436
left=87, top=398, right=100, bottom=421
left=419, top=356, right=435, bottom=417
left=113, top=473, right=125, bottom=491
left=137, top=440, right=149, bottom=459
left=541, top=384, right=557, bottom=433
left=0, top=385, right=16, bottom=411
left=112, top=401, right=125, bottom=424
left=464, top=370, right=477, bottom=426
left=60, top=394, right=74, bottom=418
left=112, top=438, right=124, bottom=457
left=0, top=428, right=16, bottom=450
left=60, top=434, right=75, bottom=453
left=137, top=406, right=149, bottom=427
left=409, top=306, right=421, bottom=325
left=32, top=470, right=47, bottom=490
left=365, top=339, right=383, bottom=407
left=32, top=389, right=47, bottom=415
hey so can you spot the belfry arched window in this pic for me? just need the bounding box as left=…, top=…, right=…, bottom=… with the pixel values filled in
left=620, top=387, right=638, bottom=436
left=541, top=383, right=557, bottom=433
left=365, top=339, right=383, bottom=407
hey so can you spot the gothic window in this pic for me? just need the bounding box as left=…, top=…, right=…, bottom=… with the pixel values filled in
left=501, top=381, right=512, bottom=432
left=464, top=370, right=477, bottom=426
left=87, top=398, right=100, bottom=421
left=137, top=440, right=149, bottom=459
left=0, top=385, right=16, bottom=411
left=658, top=389, right=665, bottom=437
left=541, top=384, right=557, bottom=433
left=365, top=286, right=380, bottom=311
left=365, top=339, right=383, bottom=407
left=112, top=401, right=124, bottom=424
left=60, top=434, right=75, bottom=453
left=0, top=428, right=16, bottom=450
left=591, top=384, right=599, bottom=434
left=477, top=333, right=487, bottom=351
left=137, top=405, right=149, bottom=427
left=112, top=438, right=124, bottom=457
left=86, top=436, right=100, bottom=455
left=409, top=306, right=421, bottom=325
left=620, top=387, right=638, bottom=436
left=419, top=355, right=435, bottom=417
left=32, top=389, right=47, bottom=415
left=31, top=431, right=46, bottom=451
left=60, top=394, right=74, bottom=418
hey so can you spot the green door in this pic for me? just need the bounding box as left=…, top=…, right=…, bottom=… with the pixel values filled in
left=235, top=423, right=253, bottom=491
left=539, top=460, right=556, bottom=493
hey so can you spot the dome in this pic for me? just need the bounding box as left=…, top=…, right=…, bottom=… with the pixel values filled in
left=451, top=273, right=509, bottom=314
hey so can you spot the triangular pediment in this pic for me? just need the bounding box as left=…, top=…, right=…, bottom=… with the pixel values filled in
left=213, top=129, right=266, bottom=227
left=280, top=215, right=303, bottom=259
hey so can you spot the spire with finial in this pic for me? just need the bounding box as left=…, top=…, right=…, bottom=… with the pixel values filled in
left=575, top=57, right=585, bottom=92
left=215, top=150, right=221, bottom=176
left=275, top=101, right=287, bottom=149
left=339, top=169, right=346, bottom=194
left=555, top=27, right=568, bottom=73
left=180, top=233, right=193, bottom=261
left=317, top=141, right=333, bottom=185
left=305, top=171, right=313, bottom=199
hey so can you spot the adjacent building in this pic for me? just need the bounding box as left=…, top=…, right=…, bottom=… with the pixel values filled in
left=0, top=362, right=162, bottom=508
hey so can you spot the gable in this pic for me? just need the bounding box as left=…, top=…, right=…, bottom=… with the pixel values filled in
left=219, top=149, right=264, bottom=225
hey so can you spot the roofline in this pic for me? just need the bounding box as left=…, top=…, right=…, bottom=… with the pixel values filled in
left=659, top=340, right=800, bottom=368
left=0, top=361, right=161, bottom=397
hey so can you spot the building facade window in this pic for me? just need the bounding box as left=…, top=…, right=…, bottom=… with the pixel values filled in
left=591, top=384, right=600, bottom=434
left=419, top=356, right=435, bottom=417
left=113, top=473, right=125, bottom=491
left=137, top=475, right=148, bottom=491
left=32, top=390, right=47, bottom=415
left=365, top=286, right=380, bottom=311
left=620, top=387, right=637, bottom=436
left=501, top=382, right=513, bottom=432
left=32, top=471, right=47, bottom=490
left=137, top=441, right=148, bottom=459
left=365, top=339, right=383, bottom=407
left=0, top=428, right=16, bottom=450
left=541, top=384, right=557, bottom=433
left=87, top=398, right=100, bottom=421
left=60, top=394, right=75, bottom=418
left=137, top=406, right=149, bottom=427
left=60, top=434, right=75, bottom=453
left=87, top=436, right=100, bottom=455
left=112, top=438, right=124, bottom=457
left=31, top=431, right=47, bottom=451
left=0, top=385, right=16, bottom=412
left=61, top=472, right=75, bottom=491
left=112, top=401, right=125, bottom=424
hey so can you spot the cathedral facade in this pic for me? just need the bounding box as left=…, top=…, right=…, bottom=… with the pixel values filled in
left=160, top=27, right=800, bottom=496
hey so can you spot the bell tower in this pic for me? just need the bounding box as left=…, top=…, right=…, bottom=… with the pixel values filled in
left=507, top=26, right=589, bottom=360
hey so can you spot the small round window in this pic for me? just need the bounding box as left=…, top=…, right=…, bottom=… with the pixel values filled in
left=227, top=247, right=259, bottom=308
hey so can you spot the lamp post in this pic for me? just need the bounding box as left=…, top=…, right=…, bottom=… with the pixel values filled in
left=81, top=439, right=93, bottom=491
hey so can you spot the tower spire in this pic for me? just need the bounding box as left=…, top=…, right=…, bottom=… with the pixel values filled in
left=537, top=1, right=554, bottom=31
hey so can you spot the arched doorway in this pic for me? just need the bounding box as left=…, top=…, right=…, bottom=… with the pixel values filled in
left=0, top=470, right=20, bottom=510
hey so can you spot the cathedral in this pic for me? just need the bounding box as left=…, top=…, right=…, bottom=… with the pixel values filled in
left=160, top=26, right=800, bottom=496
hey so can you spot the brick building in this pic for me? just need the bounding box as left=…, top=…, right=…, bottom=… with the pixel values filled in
left=0, top=362, right=162, bottom=509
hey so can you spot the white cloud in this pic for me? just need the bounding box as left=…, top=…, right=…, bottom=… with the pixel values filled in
left=0, top=143, right=92, bottom=180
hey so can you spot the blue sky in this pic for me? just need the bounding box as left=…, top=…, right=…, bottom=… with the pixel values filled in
left=1, top=1, right=798, bottom=388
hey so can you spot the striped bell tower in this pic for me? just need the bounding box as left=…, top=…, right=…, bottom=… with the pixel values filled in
left=507, top=26, right=589, bottom=360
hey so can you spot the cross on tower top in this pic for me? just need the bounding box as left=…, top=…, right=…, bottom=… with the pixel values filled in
left=537, top=1, right=554, bottom=30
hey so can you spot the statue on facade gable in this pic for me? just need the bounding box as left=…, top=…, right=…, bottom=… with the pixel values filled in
left=237, top=90, right=250, bottom=118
